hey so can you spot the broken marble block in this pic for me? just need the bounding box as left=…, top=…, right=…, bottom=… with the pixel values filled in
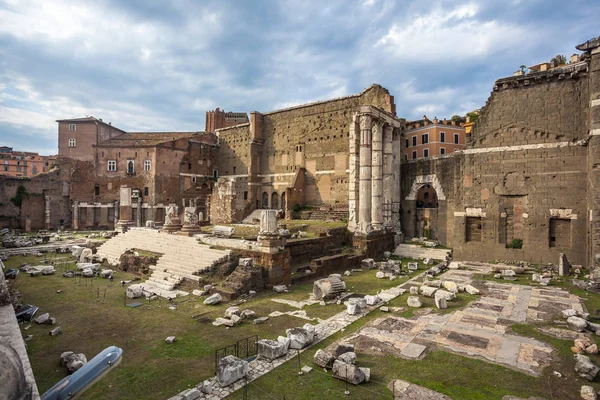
left=257, top=339, right=289, bottom=360
left=568, top=316, right=589, bottom=332
left=442, top=280, right=458, bottom=293
left=273, top=285, right=288, bottom=293
left=337, top=352, right=357, bottom=365
left=333, top=343, right=355, bottom=358
left=286, top=327, right=314, bottom=349
left=361, top=258, right=375, bottom=269
left=434, top=292, right=448, bottom=309
left=203, top=293, right=222, bottom=305
left=313, top=275, right=346, bottom=300
left=407, top=296, right=422, bottom=308
left=217, top=355, right=248, bottom=387
left=313, top=349, right=335, bottom=368
left=501, top=270, right=516, bottom=277
left=364, top=295, right=380, bottom=306
left=224, top=306, right=241, bottom=318
left=575, top=354, right=600, bottom=381
left=126, top=284, right=144, bottom=299
left=60, top=351, right=87, bottom=374
left=407, top=262, right=418, bottom=271
left=409, top=286, right=419, bottom=295
left=435, top=289, right=456, bottom=302
left=165, top=336, right=176, bottom=344
left=464, top=284, right=480, bottom=295
left=420, top=286, right=438, bottom=297
left=332, top=360, right=368, bottom=385
left=34, top=313, right=50, bottom=324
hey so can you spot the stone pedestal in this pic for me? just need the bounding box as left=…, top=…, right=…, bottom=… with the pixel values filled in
left=161, top=205, right=182, bottom=233
left=116, top=186, right=134, bottom=232
left=44, top=196, right=51, bottom=230
left=260, top=210, right=278, bottom=234
left=178, top=207, right=202, bottom=236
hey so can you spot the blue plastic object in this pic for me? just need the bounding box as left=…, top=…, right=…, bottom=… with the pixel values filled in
left=41, top=346, right=123, bottom=400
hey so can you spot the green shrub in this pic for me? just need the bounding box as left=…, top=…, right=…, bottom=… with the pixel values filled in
left=10, top=185, right=29, bottom=208
left=508, top=238, right=523, bottom=249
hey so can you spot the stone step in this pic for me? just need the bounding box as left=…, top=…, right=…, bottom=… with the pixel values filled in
left=393, top=244, right=451, bottom=260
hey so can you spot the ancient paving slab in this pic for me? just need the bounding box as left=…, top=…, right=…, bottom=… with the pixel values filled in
left=388, top=379, right=452, bottom=399
left=176, top=272, right=426, bottom=399
left=270, top=298, right=320, bottom=309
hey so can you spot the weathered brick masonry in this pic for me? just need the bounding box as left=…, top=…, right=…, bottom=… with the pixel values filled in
left=401, top=35, right=600, bottom=266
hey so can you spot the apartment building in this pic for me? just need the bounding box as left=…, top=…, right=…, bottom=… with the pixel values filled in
left=403, top=116, right=466, bottom=160
left=0, top=146, right=51, bottom=177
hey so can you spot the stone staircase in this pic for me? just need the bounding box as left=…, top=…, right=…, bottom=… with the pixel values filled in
left=299, top=210, right=348, bottom=221
left=393, top=244, right=451, bottom=261
left=241, top=209, right=264, bottom=225
left=96, top=228, right=230, bottom=297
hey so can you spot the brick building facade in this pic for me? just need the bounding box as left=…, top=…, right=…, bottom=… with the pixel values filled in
left=0, top=146, right=51, bottom=178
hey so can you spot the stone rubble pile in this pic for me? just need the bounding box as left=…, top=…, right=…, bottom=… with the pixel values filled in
left=314, top=343, right=370, bottom=385
left=212, top=307, right=258, bottom=327
left=60, top=351, right=87, bottom=374
left=313, top=274, right=346, bottom=300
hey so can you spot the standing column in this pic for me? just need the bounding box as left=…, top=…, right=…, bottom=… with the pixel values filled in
left=72, top=201, right=79, bottom=230
left=136, top=197, right=142, bottom=227
left=392, top=128, right=402, bottom=231
left=371, top=120, right=383, bottom=230
left=359, top=114, right=372, bottom=233
left=382, top=124, right=394, bottom=228
left=348, top=113, right=360, bottom=232
left=45, top=196, right=51, bottom=230
left=113, top=201, right=119, bottom=230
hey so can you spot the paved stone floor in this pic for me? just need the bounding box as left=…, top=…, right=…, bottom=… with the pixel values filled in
left=344, top=267, right=584, bottom=377
left=173, top=263, right=586, bottom=399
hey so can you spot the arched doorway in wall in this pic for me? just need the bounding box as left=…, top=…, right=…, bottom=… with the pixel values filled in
left=262, top=192, right=269, bottom=209
left=281, top=192, right=286, bottom=211
left=415, top=184, right=439, bottom=239
left=271, top=192, right=279, bottom=210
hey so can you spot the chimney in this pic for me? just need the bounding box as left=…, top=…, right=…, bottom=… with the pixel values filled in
left=443, top=118, right=447, bottom=124
left=423, top=115, right=428, bottom=126
left=571, top=54, right=580, bottom=63
left=433, top=116, right=438, bottom=124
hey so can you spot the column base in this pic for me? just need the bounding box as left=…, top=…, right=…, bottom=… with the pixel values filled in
left=177, top=225, right=202, bottom=236
left=161, top=224, right=182, bottom=234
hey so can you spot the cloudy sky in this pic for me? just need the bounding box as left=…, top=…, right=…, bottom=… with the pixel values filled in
left=0, top=0, right=598, bottom=155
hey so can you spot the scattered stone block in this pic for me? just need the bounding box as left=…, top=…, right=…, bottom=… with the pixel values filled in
left=217, top=355, right=248, bottom=387
left=562, top=309, right=577, bottom=318
left=407, top=262, right=418, bottom=271
left=361, top=258, right=375, bottom=269
left=203, top=293, right=222, bottom=305
left=587, top=344, right=598, bottom=355
left=196, top=380, right=213, bottom=395
left=409, top=286, right=419, bottom=295
left=254, top=317, right=269, bottom=324
left=558, top=253, right=570, bottom=276
left=420, top=286, right=437, bottom=297
left=567, top=316, right=588, bottom=332
left=301, top=365, right=312, bottom=373
left=34, top=313, right=50, bottom=324
left=332, top=360, right=367, bottom=385
left=240, top=310, right=256, bottom=320
left=286, top=327, right=314, bottom=349
left=273, top=285, right=287, bottom=293
left=101, top=269, right=113, bottom=278
left=180, top=388, right=201, bottom=400
left=434, top=292, right=447, bottom=309
left=464, top=284, right=480, bottom=295
left=258, top=339, right=289, bottom=360
left=224, top=307, right=241, bottom=318
left=387, top=379, right=451, bottom=399
left=313, top=275, right=346, bottom=300
left=127, top=284, right=144, bottom=299
left=407, top=296, right=422, bottom=308
left=581, top=385, right=597, bottom=400
left=337, top=352, right=357, bottom=365
left=50, top=327, right=62, bottom=336
left=501, top=270, right=516, bottom=277
left=376, top=271, right=385, bottom=279
left=442, top=280, right=458, bottom=293
left=165, top=336, right=176, bottom=344
left=575, top=354, right=600, bottom=381
left=364, top=295, right=379, bottom=306
left=423, top=258, right=433, bottom=265
left=192, top=289, right=204, bottom=296
left=379, top=306, right=389, bottom=312
left=60, top=351, right=87, bottom=374
left=230, top=314, right=242, bottom=326
left=435, top=289, right=456, bottom=302
left=314, top=349, right=335, bottom=368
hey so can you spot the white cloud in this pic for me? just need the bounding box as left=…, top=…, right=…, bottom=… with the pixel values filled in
left=376, top=2, right=527, bottom=61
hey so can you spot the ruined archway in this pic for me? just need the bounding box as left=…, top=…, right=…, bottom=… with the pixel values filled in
left=415, top=184, right=439, bottom=239
left=262, top=192, right=269, bottom=209
left=404, top=175, right=446, bottom=241
left=271, top=192, right=279, bottom=210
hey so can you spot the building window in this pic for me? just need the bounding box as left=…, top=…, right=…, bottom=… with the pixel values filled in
left=405, top=139, right=409, bottom=148
left=440, top=148, right=445, bottom=155
left=68, top=138, right=76, bottom=147
left=549, top=218, right=571, bottom=247
left=440, top=132, right=445, bottom=143
left=94, top=185, right=100, bottom=196
left=412, top=151, right=417, bottom=160
left=454, top=133, right=459, bottom=144
left=69, top=124, right=76, bottom=131
left=423, top=149, right=429, bottom=158
left=244, top=191, right=248, bottom=200
left=404, top=154, right=408, bottom=161
left=127, top=160, right=135, bottom=175
left=188, top=162, right=192, bottom=170
left=144, top=187, right=149, bottom=196
left=412, top=136, right=417, bottom=146
left=108, top=160, right=116, bottom=171
left=233, top=166, right=236, bottom=174
left=192, top=176, right=196, bottom=183
left=144, top=160, right=151, bottom=171
left=213, top=169, right=218, bottom=179
left=422, top=133, right=429, bottom=145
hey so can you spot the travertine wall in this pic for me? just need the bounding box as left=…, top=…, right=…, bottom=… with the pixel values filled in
left=401, top=43, right=597, bottom=266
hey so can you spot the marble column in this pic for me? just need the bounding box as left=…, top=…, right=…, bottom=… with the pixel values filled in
left=371, top=121, right=383, bottom=230
left=392, top=128, right=402, bottom=231
left=72, top=201, right=79, bottom=230
left=116, top=186, right=134, bottom=231
left=136, top=197, right=142, bottom=227
left=44, top=196, right=51, bottom=230
left=358, top=114, right=372, bottom=233
left=348, top=113, right=359, bottom=232
left=383, top=124, right=394, bottom=228
left=113, top=201, right=119, bottom=230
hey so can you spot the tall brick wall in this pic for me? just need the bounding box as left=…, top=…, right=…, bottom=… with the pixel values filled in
left=401, top=52, right=595, bottom=265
